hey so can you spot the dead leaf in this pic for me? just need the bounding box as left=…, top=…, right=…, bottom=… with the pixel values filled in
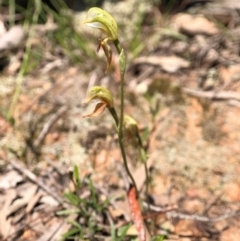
left=7, top=184, right=38, bottom=216
left=133, top=155, right=154, bottom=190
left=219, top=65, right=240, bottom=84
left=40, top=195, right=59, bottom=207
left=0, top=189, right=17, bottom=239
left=26, top=191, right=44, bottom=213
left=220, top=227, right=240, bottom=241
left=36, top=221, right=64, bottom=241
left=224, top=182, right=240, bottom=202
left=127, top=185, right=146, bottom=241
left=133, top=56, right=190, bottom=73
left=0, top=170, right=23, bottom=189
left=175, top=220, right=202, bottom=237
left=0, top=20, right=7, bottom=38
left=0, top=25, right=24, bottom=50
left=5, top=56, right=21, bottom=75
left=172, top=13, right=219, bottom=36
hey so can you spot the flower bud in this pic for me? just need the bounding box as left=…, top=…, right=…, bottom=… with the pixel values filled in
left=123, top=115, right=139, bottom=140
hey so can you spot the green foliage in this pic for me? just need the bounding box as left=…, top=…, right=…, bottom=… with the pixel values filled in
left=58, top=166, right=134, bottom=240
left=73, top=165, right=81, bottom=188
left=24, top=46, right=44, bottom=74
left=57, top=165, right=112, bottom=240
left=151, top=235, right=165, bottom=241
left=110, top=222, right=131, bottom=241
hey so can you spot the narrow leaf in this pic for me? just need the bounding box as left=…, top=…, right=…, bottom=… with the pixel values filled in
left=73, top=165, right=81, bottom=187
left=56, top=209, right=79, bottom=216
left=118, top=223, right=131, bottom=239
left=67, top=219, right=82, bottom=230
left=62, top=228, right=81, bottom=239
left=127, top=185, right=146, bottom=241
left=64, top=193, right=79, bottom=206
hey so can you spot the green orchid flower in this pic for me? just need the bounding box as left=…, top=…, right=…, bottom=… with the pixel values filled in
left=83, top=86, right=114, bottom=118
left=83, top=7, right=118, bottom=71
left=83, top=7, right=118, bottom=41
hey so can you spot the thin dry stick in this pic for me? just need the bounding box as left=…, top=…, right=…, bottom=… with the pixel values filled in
left=9, top=159, right=64, bottom=205
left=34, top=106, right=67, bottom=147
left=167, top=210, right=240, bottom=222
left=146, top=203, right=240, bottom=222
left=183, top=88, right=240, bottom=101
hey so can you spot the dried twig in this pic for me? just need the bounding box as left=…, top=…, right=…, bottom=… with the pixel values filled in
left=203, top=193, right=223, bottom=216
left=34, top=106, right=67, bottom=147
left=146, top=203, right=240, bottom=222
left=167, top=210, right=240, bottom=222
left=9, top=159, right=64, bottom=205
left=183, top=88, right=240, bottom=101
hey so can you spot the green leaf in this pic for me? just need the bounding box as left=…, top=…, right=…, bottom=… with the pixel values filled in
left=1, top=108, right=15, bottom=126
left=117, top=223, right=131, bottom=239
left=62, top=228, right=81, bottom=239
left=100, top=196, right=111, bottom=209
left=110, top=222, right=117, bottom=241
left=64, top=192, right=80, bottom=206
left=67, top=219, right=82, bottom=230
left=140, top=148, right=147, bottom=163
left=56, top=209, right=79, bottom=216
left=73, top=165, right=81, bottom=188
left=151, top=235, right=165, bottom=241
left=89, top=179, right=97, bottom=208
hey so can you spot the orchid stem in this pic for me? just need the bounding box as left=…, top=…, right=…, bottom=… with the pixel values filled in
left=108, top=107, right=119, bottom=127
left=113, top=39, right=139, bottom=197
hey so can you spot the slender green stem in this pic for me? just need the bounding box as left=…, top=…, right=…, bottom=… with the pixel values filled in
left=141, top=147, right=150, bottom=210
left=9, top=0, right=15, bottom=28
left=113, top=39, right=139, bottom=197
left=8, top=0, right=42, bottom=119
left=113, top=39, right=122, bottom=54
left=118, top=57, right=124, bottom=141
left=108, top=105, right=138, bottom=194
left=118, top=130, right=138, bottom=194
left=108, top=107, right=119, bottom=127
left=113, top=39, right=124, bottom=134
